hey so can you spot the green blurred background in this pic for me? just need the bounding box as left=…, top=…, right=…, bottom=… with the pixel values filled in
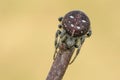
left=0, top=0, right=120, bottom=80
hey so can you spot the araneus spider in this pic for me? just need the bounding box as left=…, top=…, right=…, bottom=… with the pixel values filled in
left=54, top=10, right=92, bottom=64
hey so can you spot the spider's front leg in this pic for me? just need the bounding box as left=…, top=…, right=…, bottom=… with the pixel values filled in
left=69, top=36, right=85, bottom=64
left=54, top=30, right=61, bottom=47
left=54, top=30, right=61, bottom=60
left=60, top=29, right=67, bottom=43
left=53, top=29, right=66, bottom=60
left=58, top=17, right=63, bottom=22
left=86, top=29, right=92, bottom=38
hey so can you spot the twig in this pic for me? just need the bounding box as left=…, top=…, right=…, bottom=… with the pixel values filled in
left=46, top=43, right=76, bottom=80
left=46, top=10, right=91, bottom=80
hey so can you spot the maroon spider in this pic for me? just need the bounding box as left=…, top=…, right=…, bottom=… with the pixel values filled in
left=54, top=10, right=92, bottom=64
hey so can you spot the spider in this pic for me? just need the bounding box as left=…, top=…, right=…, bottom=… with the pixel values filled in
left=54, top=10, right=92, bottom=64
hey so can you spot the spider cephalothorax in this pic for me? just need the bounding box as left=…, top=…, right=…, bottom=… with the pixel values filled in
left=54, top=10, right=92, bottom=64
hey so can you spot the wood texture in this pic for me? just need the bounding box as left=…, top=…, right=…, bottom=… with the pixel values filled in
left=46, top=44, right=75, bottom=80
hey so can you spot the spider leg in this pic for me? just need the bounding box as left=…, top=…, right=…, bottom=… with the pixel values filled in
left=54, top=30, right=61, bottom=60
left=81, top=36, right=85, bottom=45
left=60, top=29, right=66, bottom=38
left=53, top=39, right=60, bottom=60
left=53, top=29, right=66, bottom=60
left=58, top=24, right=63, bottom=29
left=54, top=30, right=61, bottom=47
left=86, top=29, right=92, bottom=38
left=61, top=34, right=67, bottom=43
left=69, top=36, right=85, bottom=64
left=60, top=30, right=67, bottom=47
left=58, top=17, right=63, bottom=22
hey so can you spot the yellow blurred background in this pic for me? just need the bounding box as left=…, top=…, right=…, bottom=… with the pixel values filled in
left=0, top=0, right=120, bottom=80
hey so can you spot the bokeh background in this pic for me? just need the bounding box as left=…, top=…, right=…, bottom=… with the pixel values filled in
left=0, top=0, right=120, bottom=80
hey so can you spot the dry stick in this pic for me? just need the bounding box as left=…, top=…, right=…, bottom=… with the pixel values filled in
left=46, top=43, right=80, bottom=80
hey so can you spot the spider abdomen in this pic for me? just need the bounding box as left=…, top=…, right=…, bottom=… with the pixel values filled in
left=62, top=10, right=90, bottom=37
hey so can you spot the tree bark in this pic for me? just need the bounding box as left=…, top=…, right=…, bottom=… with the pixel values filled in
left=46, top=44, right=75, bottom=80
